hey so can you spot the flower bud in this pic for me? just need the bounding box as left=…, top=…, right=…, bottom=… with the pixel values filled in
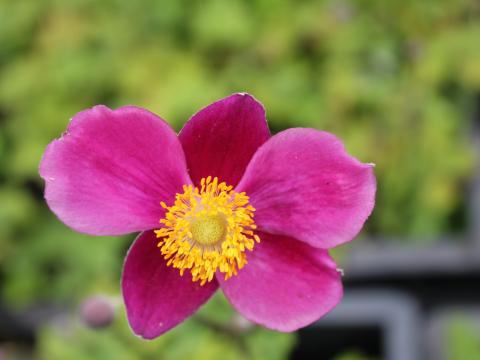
left=80, top=295, right=116, bottom=329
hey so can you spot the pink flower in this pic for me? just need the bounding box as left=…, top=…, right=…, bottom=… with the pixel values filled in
left=39, top=93, right=376, bottom=339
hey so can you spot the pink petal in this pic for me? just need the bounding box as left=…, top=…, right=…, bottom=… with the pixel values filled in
left=122, top=231, right=218, bottom=339
left=236, top=128, right=376, bottom=249
left=179, top=93, right=270, bottom=187
left=39, top=105, right=191, bottom=236
left=218, top=232, right=342, bottom=331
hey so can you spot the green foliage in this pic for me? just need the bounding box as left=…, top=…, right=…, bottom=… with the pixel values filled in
left=446, top=314, right=480, bottom=360
left=1, top=0, right=478, bottom=239
left=36, top=293, right=296, bottom=360
left=2, top=215, right=127, bottom=307
left=333, top=352, right=376, bottom=360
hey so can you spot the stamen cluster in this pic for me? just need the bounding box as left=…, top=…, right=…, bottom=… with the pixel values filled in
left=155, top=176, right=259, bottom=285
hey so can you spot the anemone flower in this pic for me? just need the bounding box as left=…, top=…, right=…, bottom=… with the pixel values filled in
left=40, top=93, right=376, bottom=339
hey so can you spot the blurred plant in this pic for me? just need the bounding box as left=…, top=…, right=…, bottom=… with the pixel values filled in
left=333, top=351, right=376, bottom=360
left=36, top=293, right=296, bottom=360
left=2, top=215, right=126, bottom=307
left=447, top=314, right=480, bottom=360
left=1, top=0, right=478, bottom=240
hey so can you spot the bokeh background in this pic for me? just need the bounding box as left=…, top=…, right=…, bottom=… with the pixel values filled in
left=1, top=0, right=480, bottom=359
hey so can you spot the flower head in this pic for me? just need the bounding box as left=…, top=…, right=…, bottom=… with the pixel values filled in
left=40, top=93, right=376, bottom=339
left=155, top=176, right=259, bottom=285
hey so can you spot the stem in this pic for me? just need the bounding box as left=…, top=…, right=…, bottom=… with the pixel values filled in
left=194, top=314, right=255, bottom=336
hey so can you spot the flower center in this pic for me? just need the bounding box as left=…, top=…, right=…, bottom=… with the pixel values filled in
left=190, top=214, right=226, bottom=246
left=155, top=176, right=260, bottom=285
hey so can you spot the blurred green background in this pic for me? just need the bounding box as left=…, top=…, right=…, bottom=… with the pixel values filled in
left=1, top=0, right=480, bottom=359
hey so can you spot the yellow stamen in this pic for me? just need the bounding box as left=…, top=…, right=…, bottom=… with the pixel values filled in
left=154, top=176, right=260, bottom=285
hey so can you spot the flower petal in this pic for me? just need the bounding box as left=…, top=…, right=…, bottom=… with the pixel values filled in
left=236, top=128, right=376, bottom=249
left=179, top=93, right=270, bottom=187
left=39, top=105, right=191, bottom=236
left=122, top=231, right=218, bottom=339
left=218, top=232, right=342, bottom=331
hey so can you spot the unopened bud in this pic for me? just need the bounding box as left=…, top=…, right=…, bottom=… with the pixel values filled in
left=80, top=295, right=116, bottom=329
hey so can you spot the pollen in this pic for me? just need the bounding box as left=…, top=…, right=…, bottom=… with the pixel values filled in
left=154, top=176, right=260, bottom=285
